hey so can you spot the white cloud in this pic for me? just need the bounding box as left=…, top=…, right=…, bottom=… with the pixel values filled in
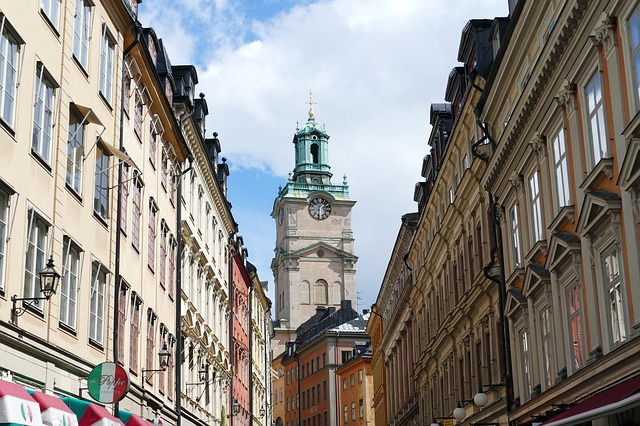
left=142, top=0, right=509, bottom=310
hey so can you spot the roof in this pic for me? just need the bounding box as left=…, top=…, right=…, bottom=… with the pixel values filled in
left=294, top=113, right=329, bottom=138
left=330, top=313, right=370, bottom=332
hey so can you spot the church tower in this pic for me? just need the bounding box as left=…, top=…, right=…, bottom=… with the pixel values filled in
left=271, top=105, right=357, bottom=350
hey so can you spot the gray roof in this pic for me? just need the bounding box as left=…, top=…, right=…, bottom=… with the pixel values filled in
left=330, top=313, right=370, bottom=333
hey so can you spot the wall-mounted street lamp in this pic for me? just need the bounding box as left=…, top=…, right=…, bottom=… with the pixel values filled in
left=452, top=400, right=474, bottom=422
left=474, top=383, right=506, bottom=408
left=12, top=256, right=61, bottom=321
left=142, top=343, right=171, bottom=377
left=232, top=400, right=241, bottom=416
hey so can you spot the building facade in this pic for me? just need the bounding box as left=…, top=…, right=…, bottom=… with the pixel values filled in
left=0, top=0, right=191, bottom=423
left=478, top=0, right=640, bottom=423
left=365, top=307, right=386, bottom=426
left=174, top=67, right=234, bottom=425
left=336, top=345, right=375, bottom=426
left=271, top=108, right=357, bottom=355
left=271, top=354, right=286, bottom=426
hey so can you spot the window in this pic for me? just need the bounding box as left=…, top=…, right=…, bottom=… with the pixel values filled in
left=89, top=263, right=107, bottom=344
left=359, top=399, right=364, bottom=418
left=159, top=222, right=166, bottom=288
left=32, top=66, right=56, bottom=163
left=603, top=249, right=626, bottom=345
left=94, top=146, right=109, bottom=220
left=629, top=7, right=640, bottom=106
left=351, top=402, right=356, bottom=420
left=567, top=283, right=585, bottom=370
left=552, top=128, right=570, bottom=208
left=520, top=330, right=532, bottom=399
left=0, top=189, right=8, bottom=290
left=540, top=308, right=554, bottom=388
left=131, top=176, right=142, bottom=250
left=0, top=22, right=20, bottom=126
left=342, top=377, right=347, bottom=390
left=343, top=405, right=348, bottom=423
left=41, top=0, right=61, bottom=29
left=134, top=91, right=143, bottom=138
left=130, top=294, right=141, bottom=371
left=529, top=170, right=543, bottom=242
left=314, top=279, right=328, bottom=305
left=148, top=201, right=157, bottom=270
left=585, top=72, right=607, bottom=166
left=60, top=240, right=80, bottom=329
left=168, top=236, right=175, bottom=298
left=350, top=373, right=355, bottom=387
left=358, top=369, right=363, bottom=383
left=167, top=338, right=174, bottom=399
left=116, top=282, right=127, bottom=364
left=148, top=122, right=157, bottom=167
left=72, top=0, right=91, bottom=69
left=145, top=311, right=156, bottom=384
left=123, top=73, right=131, bottom=116
left=66, top=108, right=85, bottom=194
left=24, top=211, right=49, bottom=310
left=119, top=166, right=128, bottom=232
left=510, top=204, right=522, bottom=268
left=99, top=27, right=115, bottom=104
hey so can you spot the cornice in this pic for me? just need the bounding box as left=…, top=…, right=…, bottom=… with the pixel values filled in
left=483, top=0, right=589, bottom=190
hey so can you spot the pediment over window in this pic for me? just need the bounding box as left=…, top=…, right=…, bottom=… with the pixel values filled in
left=505, top=288, right=527, bottom=319
left=290, top=242, right=358, bottom=260
left=576, top=190, right=621, bottom=237
left=618, top=137, right=640, bottom=193
left=546, top=232, right=581, bottom=271
left=523, top=263, right=550, bottom=297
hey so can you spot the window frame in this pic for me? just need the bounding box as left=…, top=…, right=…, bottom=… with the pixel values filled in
left=0, top=187, right=10, bottom=291
left=72, top=0, right=92, bottom=71
left=32, top=65, right=57, bottom=165
left=93, top=144, right=110, bottom=221
left=23, top=209, right=50, bottom=311
left=89, top=262, right=107, bottom=345
left=564, top=279, right=586, bottom=373
left=60, top=238, right=82, bottom=330
left=66, top=107, right=85, bottom=195
left=509, top=202, right=522, bottom=270
left=0, top=19, right=22, bottom=128
left=528, top=170, right=544, bottom=244
left=40, top=0, right=61, bottom=31
left=550, top=126, right=571, bottom=210
left=601, top=246, right=627, bottom=347
left=625, top=3, right=640, bottom=112
left=98, top=24, right=115, bottom=105
left=583, top=70, right=608, bottom=168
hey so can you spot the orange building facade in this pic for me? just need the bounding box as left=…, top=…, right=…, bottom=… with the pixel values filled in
left=336, top=347, right=375, bottom=426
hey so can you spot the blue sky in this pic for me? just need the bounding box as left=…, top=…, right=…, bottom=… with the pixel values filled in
left=139, top=0, right=509, bottom=314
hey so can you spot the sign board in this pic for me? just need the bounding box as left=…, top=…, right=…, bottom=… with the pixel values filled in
left=442, top=420, right=455, bottom=426
left=87, top=362, right=130, bottom=404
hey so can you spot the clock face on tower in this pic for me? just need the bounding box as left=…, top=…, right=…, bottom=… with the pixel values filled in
left=308, top=197, right=332, bottom=220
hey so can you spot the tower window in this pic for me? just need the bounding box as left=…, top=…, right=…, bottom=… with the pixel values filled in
left=311, top=144, right=319, bottom=164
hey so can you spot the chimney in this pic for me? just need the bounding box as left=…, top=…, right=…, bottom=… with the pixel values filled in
left=340, top=300, right=352, bottom=310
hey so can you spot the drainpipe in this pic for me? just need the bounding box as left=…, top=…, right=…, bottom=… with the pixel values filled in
left=175, top=150, right=193, bottom=423
left=471, top=105, right=514, bottom=421
left=113, top=28, right=141, bottom=417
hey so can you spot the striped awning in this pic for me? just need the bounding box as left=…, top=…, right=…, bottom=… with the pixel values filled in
left=61, top=398, right=123, bottom=426
left=29, top=391, right=78, bottom=426
left=0, top=379, right=43, bottom=425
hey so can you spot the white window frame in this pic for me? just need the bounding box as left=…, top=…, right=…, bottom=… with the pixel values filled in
left=73, top=0, right=92, bottom=70
left=584, top=71, right=608, bottom=167
left=66, top=107, right=85, bottom=194
left=98, top=25, right=115, bottom=104
left=529, top=170, right=543, bottom=243
left=601, top=246, right=627, bottom=346
left=519, top=328, right=532, bottom=400
left=40, top=0, right=61, bottom=30
left=60, top=238, right=81, bottom=329
left=565, top=280, right=586, bottom=373
left=89, top=262, right=106, bottom=344
left=0, top=19, right=21, bottom=127
left=626, top=5, right=640, bottom=110
left=32, top=65, right=56, bottom=164
left=539, top=307, right=554, bottom=389
left=510, top=203, right=522, bottom=269
left=93, top=145, right=109, bottom=220
left=551, top=127, right=571, bottom=209
left=23, top=209, right=50, bottom=310
left=0, top=188, right=9, bottom=291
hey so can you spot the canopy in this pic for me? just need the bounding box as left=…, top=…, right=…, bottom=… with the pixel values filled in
left=543, top=374, right=640, bottom=425
left=0, top=379, right=43, bottom=425
left=28, top=391, right=78, bottom=426
left=117, top=411, right=152, bottom=426
left=61, top=398, right=123, bottom=426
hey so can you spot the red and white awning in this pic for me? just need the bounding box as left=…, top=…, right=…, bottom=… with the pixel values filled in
left=30, top=391, right=78, bottom=426
left=0, top=379, right=44, bottom=425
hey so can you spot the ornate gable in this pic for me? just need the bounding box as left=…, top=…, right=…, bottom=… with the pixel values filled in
left=576, top=190, right=621, bottom=237
left=546, top=232, right=581, bottom=271
left=522, top=263, right=550, bottom=297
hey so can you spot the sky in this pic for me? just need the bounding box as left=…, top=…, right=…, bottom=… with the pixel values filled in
left=139, top=0, right=509, bottom=313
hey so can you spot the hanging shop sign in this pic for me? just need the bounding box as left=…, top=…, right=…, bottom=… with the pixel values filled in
left=87, top=363, right=130, bottom=404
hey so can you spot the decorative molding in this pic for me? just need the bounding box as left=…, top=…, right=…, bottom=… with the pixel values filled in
left=590, top=13, right=616, bottom=52
left=529, top=132, right=547, bottom=162
left=509, top=172, right=524, bottom=194
left=555, top=80, right=577, bottom=112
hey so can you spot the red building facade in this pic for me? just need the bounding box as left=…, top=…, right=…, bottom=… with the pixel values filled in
left=231, top=240, right=250, bottom=426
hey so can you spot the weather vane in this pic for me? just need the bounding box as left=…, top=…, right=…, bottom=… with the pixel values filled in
left=306, top=89, right=317, bottom=118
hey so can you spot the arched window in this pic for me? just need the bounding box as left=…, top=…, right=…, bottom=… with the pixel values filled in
left=310, top=144, right=319, bottom=164
left=301, top=281, right=311, bottom=304
left=314, top=279, right=328, bottom=305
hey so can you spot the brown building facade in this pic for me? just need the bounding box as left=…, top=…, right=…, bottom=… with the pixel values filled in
left=336, top=346, right=374, bottom=426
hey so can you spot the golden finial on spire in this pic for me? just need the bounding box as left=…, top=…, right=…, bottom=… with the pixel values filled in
left=306, top=89, right=317, bottom=118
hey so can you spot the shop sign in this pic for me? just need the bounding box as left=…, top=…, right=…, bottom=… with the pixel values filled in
left=87, top=362, right=130, bottom=404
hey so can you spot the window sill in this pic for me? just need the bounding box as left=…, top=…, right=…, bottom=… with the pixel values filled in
left=30, top=150, right=53, bottom=174
left=0, top=116, right=16, bottom=139
left=65, top=183, right=83, bottom=204
left=98, top=91, right=113, bottom=112
left=39, top=10, right=61, bottom=38
left=72, top=55, right=89, bottom=80
left=23, top=301, right=45, bottom=319
left=88, top=338, right=104, bottom=351
left=58, top=322, right=78, bottom=337
left=93, top=211, right=109, bottom=229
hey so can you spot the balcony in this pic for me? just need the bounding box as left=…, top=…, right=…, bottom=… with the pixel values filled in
left=277, top=182, right=350, bottom=200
